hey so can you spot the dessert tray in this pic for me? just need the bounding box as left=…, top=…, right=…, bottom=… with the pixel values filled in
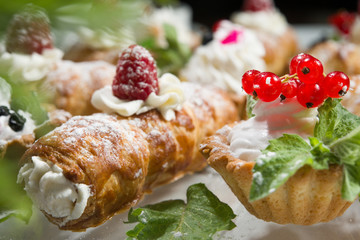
left=1, top=24, right=359, bottom=240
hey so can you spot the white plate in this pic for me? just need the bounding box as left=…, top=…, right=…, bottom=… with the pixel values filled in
left=3, top=24, right=358, bottom=240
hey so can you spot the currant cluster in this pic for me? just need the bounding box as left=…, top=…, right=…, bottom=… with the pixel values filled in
left=242, top=53, right=350, bottom=108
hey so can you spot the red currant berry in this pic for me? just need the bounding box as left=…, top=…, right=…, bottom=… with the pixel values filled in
left=242, top=69, right=260, bottom=95
left=296, top=56, right=324, bottom=84
left=280, top=78, right=298, bottom=100
left=321, top=71, right=350, bottom=98
left=253, top=72, right=281, bottom=102
left=329, top=10, right=356, bottom=35
left=297, top=83, right=326, bottom=108
left=112, top=44, right=159, bottom=101
left=243, top=0, right=274, bottom=12
left=289, top=53, right=311, bottom=75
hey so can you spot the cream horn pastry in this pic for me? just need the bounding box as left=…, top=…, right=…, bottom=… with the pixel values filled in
left=0, top=4, right=115, bottom=116
left=17, top=45, right=239, bottom=231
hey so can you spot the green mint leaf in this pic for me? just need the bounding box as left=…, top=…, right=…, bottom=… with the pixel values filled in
left=341, top=164, right=360, bottom=201
left=126, top=183, right=236, bottom=240
left=309, top=137, right=337, bottom=169
left=315, top=98, right=360, bottom=145
left=330, top=125, right=360, bottom=165
left=250, top=134, right=312, bottom=201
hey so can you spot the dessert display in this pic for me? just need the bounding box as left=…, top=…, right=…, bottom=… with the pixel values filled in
left=201, top=53, right=359, bottom=225
left=0, top=76, right=71, bottom=159
left=308, top=10, right=360, bottom=75
left=17, top=45, right=239, bottom=231
left=230, top=0, right=298, bottom=75
left=63, top=2, right=199, bottom=75
left=0, top=4, right=116, bottom=116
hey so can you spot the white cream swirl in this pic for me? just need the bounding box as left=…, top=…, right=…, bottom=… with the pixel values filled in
left=91, top=73, right=184, bottom=121
left=17, top=156, right=91, bottom=226
left=180, top=21, right=265, bottom=95
left=231, top=9, right=288, bottom=36
left=0, top=48, right=63, bottom=83
left=228, top=98, right=318, bottom=161
left=0, top=78, right=36, bottom=147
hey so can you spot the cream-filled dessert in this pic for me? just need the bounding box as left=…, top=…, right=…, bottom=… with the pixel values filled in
left=201, top=53, right=357, bottom=226
left=180, top=20, right=265, bottom=96
left=0, top=48, right=63, bottom=83
left=0, top=78, right=36, bottom=152
left=92, top=73, right=184, bottom=121
left=231, top=8, right=288, bottom=36
left=228, top=98, right=317, bottom=161
left=17, top=156, right=91, bottom=226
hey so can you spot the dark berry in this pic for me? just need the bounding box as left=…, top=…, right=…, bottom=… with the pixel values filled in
left=0, top=106, right=10, bottom=116
left=5, top=4, right=53, bottom=54
left=9, top=112, right=26, bottom=132
left=112, top=45, right=159, bottom=101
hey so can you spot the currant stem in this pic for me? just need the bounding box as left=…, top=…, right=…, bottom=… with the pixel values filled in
left=280, top=73, right=298, bottom=83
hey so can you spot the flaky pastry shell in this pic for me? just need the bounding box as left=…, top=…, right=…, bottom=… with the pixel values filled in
left=200, top=124, right=354, bottom=225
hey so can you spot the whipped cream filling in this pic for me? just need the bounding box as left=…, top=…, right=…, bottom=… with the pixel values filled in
left=17, top=156, right=91, bottom=226
left=231, top=9, right=288, bottom=36
left=228, top=98, right=318, bottom=161
left=78, top=26, right=136, bottom=49
left=0, top=78, right=36, bottom=147
left=180, top=20, right=265, bottom=95
left=0, top=48, right=63, bottom=83
left=91, top=73, right=184, bottom=121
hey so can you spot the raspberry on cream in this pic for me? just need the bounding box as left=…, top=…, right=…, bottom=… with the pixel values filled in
left=92, top=73, right=184, bottom=121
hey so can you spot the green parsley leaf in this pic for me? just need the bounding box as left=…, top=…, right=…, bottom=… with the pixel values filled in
left=341, top=164, right=360, bottom=201
left=250, top=134, right=312, bottom=201
left=126, top=183, right=236, bottom=240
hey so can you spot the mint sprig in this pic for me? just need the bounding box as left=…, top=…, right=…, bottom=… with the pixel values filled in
left=126, top=183, right=236, bottom=240
left=250, top=98, right=360, bottom=202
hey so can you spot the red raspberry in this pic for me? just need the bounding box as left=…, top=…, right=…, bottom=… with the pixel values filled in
left=329, top=10, right=356, bottom=35
left=243, top=0, right=274, bottom=12
left=112, top=45, right=159, bottom=101
left=5, top=4, right=53, bottom=54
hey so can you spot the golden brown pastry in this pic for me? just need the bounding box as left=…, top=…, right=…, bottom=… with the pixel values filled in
left=42, top=60, right=115, bottom=115
left=258, top=28, right=298, bottom=75
left=341, top=74, right=360, bottom=115
left=201, top=125, right=352, bottom=225
left=308, top=40, right=360, bottom=75
left=18, top=82, right=239, bottom=231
